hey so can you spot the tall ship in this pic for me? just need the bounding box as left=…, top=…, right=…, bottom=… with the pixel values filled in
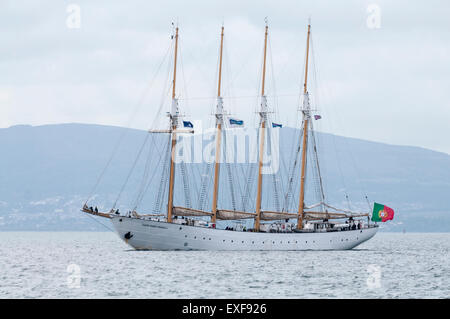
left=82, top=21, right=390, bottom=250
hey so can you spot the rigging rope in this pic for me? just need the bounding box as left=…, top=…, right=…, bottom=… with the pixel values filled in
left=83, top=213, right=115, bottom=232
left=197, top=161, right=213, bottom=211
left=117, top=42, right=174, bottom=212
left=282, top=121, right=304, bottom=211
left=84, top=42, right=172, bottom=206
left=112, top=133, right=150, bottom=209
left=322, top=202, right=369, bottom=215
left=240, top=126, right=259, bottom=212
left=222, top=130, right=237, bottom=210
left=131, top=135, right=155, bottom=209
left=266, top=124, right=281, bottom=211
left=309, top=120, right=326, bottom=211
left=153, top=134, right=171, bottom=213
left=310, top=31, right=371, bottom=212
left=132, top=135, right=169, bottom=212
left=179, top=160, right=192, bottom=208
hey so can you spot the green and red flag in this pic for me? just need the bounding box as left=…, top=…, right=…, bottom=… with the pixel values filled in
left=371, top=203, right=394, bottom=222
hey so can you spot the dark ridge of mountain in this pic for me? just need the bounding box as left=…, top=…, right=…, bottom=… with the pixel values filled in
left=0, top=123, right=448, bottom=232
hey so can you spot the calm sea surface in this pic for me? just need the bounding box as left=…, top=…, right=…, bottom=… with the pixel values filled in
left=0, top=232, right=448, bottom=298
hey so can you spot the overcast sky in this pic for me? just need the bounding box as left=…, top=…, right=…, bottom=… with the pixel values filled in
left=1, top=0, right=449, bottom=154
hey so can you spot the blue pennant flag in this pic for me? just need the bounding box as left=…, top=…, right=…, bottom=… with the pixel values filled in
left=183, top=121, right=193, bottom=128
left=229, top=118, right=244, bottom=126
left=272, top=122, right=282, bottom=128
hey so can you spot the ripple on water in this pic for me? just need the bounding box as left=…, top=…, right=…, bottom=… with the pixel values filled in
left=0, top=232, right=449, bottom=298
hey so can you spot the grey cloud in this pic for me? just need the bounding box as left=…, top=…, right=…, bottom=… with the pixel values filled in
left=0, top=0, right=449, bottom=154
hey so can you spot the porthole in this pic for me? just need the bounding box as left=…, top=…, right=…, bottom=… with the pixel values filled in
left=185, top=235, right=187, bottom=238
left=241, top=241, right=244, bottom=244
left=252, top=241, right=255, bottom=244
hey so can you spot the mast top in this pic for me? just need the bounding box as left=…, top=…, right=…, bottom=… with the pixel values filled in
left=261, top=21, right=269, bottom=97
left=172, top=26, right=179, bottom=100
left=217, top=25, right=225, bottom=98
left=303, top=22, right=311, bottom=95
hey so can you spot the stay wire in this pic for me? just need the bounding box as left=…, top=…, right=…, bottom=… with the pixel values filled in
left=84, top=41, right=172, bottom=205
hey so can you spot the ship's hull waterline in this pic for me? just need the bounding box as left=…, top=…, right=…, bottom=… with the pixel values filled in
left=111, top=217, right=378, bottom=251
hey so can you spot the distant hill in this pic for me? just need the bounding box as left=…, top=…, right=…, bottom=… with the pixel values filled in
left=0, top=123, right=448, bottom=232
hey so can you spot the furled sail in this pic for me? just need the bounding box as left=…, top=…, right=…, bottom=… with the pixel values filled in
left=172, top=206, right=213, bottom=217
left=261, top=211, right=298, bottom=220
left=131, top=211, right=165, bottom=218
left=216, top=209, right=256, bottom=220
left=303, top=211, right=368, bottom=220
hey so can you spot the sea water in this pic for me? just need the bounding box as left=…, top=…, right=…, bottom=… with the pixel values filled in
left=0, top=232, right=448, bottom=298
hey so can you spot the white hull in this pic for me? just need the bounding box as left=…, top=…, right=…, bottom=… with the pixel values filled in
left=111, top=216, right=378, bottom=251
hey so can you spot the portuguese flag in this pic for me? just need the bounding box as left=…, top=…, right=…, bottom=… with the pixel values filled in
left=371, top=203, right=394, bottom=222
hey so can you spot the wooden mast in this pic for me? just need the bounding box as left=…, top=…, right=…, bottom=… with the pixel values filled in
left=254, top=23, right=269, bottom=231
left=217, top=26, right=224, bottom=98
left=297, top=23, right=311, bottom=230
left=167, top=26, right=179, bottom=223
left=211, top=26, right=225, bottom=224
